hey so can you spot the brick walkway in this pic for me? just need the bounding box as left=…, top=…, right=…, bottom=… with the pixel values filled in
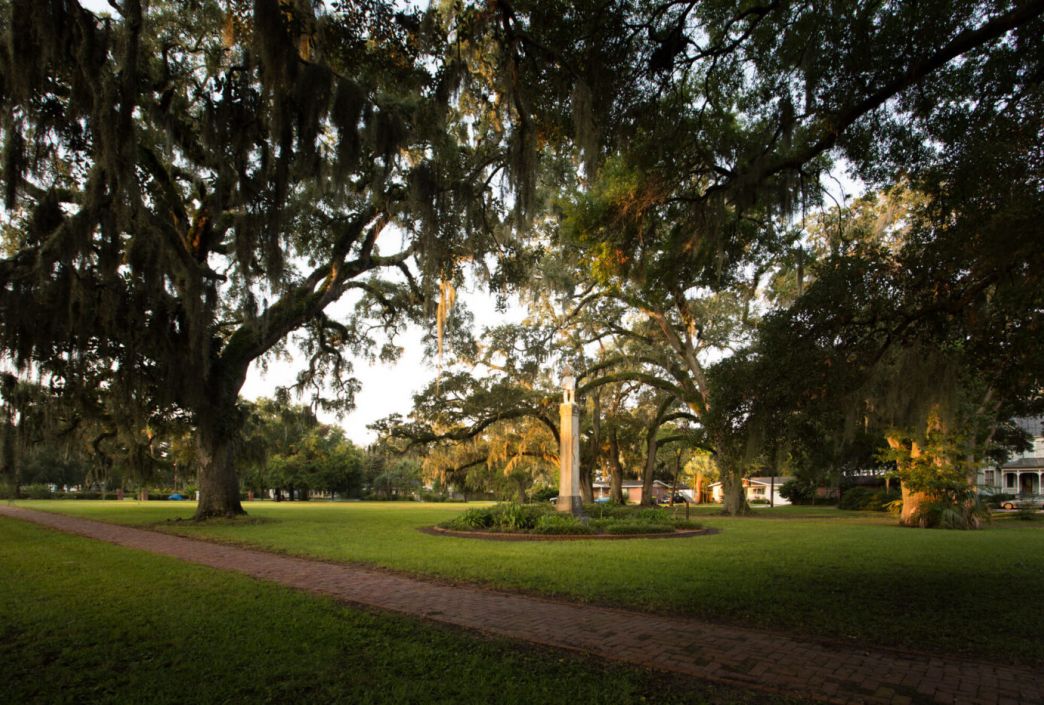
left=1, top=505, right=1038, bottom=705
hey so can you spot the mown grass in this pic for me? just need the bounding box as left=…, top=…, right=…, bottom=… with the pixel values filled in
left=0, top=516, right=808, bottom=705
left=18, top=499, right=1044, bottom=664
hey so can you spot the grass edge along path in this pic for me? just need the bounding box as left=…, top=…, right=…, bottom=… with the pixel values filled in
left=0, top=513, right=806, bottom=705
left=2, top=505, right=1040, bottom=705
left=19, top=500, right=1044, bottom=665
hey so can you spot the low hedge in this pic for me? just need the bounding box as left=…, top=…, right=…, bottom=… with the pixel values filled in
left=440, top=502, right=700, bottom=536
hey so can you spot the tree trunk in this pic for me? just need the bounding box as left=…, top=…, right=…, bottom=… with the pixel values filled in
left=720, top=463, right=751, bottom=515
left=641, top=428, right=658, bottom=506
left=898, top=480, right=931, bottom=527
left=517, top=476, right=527, bottom=503
left=580, top=390, right=600, bottom=503
left=887, top=435, right=932, bottom=528
left=609, top=430, right=625, bottom=504
left=194, top=422, right=245, bottom=519
left=1, top=419, right=19, bottom=499
left=579, top=467, right=593, bottom=503
left=668, top=451, right=681, bottom=507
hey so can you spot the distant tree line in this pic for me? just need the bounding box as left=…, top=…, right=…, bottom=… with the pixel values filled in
left=0, top=381, right=429, bottom=501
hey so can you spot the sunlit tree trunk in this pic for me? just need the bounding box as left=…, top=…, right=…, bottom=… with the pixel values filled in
left=887, top=436, right=931, bottom=527
left=898, top=480, right=931, bottom=527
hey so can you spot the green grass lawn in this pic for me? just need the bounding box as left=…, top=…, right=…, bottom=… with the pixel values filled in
left=16, top=499, right=1044, bottom=664
left=0, top=516, right=808, bottom=705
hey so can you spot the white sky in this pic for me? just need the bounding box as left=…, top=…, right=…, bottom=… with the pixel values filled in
left=241, top=283, right=526, bottom=445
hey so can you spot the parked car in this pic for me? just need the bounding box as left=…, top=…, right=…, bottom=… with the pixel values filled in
left=168, top=493, right=186, bottom=501
left=657, top=494, right=688, bottom=505
left=999, top=496, right=1044, bottom=510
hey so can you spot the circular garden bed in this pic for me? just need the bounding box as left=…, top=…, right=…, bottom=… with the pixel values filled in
left=427, top=502, right=712, bottom=540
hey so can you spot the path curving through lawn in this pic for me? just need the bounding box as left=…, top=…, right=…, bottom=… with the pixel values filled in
left=1, top=505, right=1037, bottom=705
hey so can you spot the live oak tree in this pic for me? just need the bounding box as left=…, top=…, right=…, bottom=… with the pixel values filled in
left=743, top=178, right=1043, bottom=527
left=371, top=0, right=1043, bottom=518
left=753, top=195, right=1036, bottom=527
left=500, top=0, right=1044, bottom=514
left=237, top=396, right=363, bottom=500
left=0, top=1, right=515, bottom=517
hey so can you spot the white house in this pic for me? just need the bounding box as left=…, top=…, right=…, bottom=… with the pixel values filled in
left=977, top=417, right=1044, bottom=496
left=707, top=476, right=795, bottom=506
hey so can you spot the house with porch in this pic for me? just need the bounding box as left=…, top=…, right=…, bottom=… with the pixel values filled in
left=977, top=417, right=1044, bottom=496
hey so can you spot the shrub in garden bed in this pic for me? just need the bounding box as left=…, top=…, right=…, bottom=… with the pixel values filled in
left=440, top=502, right=700, bottom=536
left=532, top=514, right=593, bottom=535
left=582, top=503, right=664, bottom=520
left=442, top=503, right=554, bottom=532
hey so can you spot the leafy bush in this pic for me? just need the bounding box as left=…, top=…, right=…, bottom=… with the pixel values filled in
left=910, top=491, right=991, bottom=529
left=445, top=508, right=494, bottom=530
left=838, top=486, right=875, bottom=510
left=491, top=503, right=552, bottom=530
left=529, top=486, right=559, bottom=503
left=583, top=503, right=665, bottom=520
left=750, top=498, right=770, bottom=505
left=779, top=478, right=817, bottom=504
left=442, top=503, right=553, bottom=532
left=838, top=486, right=900, bottom=512
left=583, top=503, right=622, bottom=519
left=883, top=498, right=903, bottom=515
left=23, top=484, right=55, bottom=499
left=868, top=488, right=901, bottom=511
left=441, top=502, right=695, bottom=535
left=632, top=508, right=667, bottom=522
left=532, top=514, right=592, bottom=535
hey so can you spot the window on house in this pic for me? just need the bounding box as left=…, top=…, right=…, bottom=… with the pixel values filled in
left=984, top=470, right=995, bottom=486
left=752, top=487, right=765, bottom=496
left=1006, top=473, right=1016, bottom=489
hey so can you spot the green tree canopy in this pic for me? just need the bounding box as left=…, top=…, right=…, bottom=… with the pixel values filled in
left=0, top=0, right=525, bottom=517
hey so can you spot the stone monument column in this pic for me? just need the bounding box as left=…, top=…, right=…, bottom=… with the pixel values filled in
left=556, top=364, right=584, bottom=516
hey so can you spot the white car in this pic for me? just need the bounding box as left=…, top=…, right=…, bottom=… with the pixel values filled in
left=999, top=496, right=1044, bottom=510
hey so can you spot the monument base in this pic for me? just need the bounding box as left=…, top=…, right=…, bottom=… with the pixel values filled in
left=555, top=494, right=585, bottom=516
